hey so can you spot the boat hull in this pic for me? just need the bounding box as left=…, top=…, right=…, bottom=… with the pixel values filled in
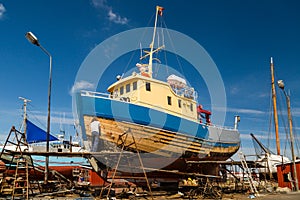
left=76, top=92, right=240, bottom=175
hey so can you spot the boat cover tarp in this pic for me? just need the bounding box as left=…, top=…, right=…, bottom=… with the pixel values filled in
left=26, top=119, right=58, bottom=143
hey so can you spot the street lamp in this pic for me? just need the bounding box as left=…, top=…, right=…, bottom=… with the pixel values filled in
left=25, top=31, right=52, bottom=184
left=277, top=79, right=299, bottom=191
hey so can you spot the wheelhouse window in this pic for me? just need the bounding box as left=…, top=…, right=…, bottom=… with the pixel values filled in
left=113, top=89, right=118, bottom=98
left=146, top=82, right=151, bottom=91
left=120, top=86, right=124, bottom=95
left=178, top=99, right=181, bottom=108
left=167, top=96, right=172, bottom=105
left=133, top=81, right=137, bottom=90
left=126, top=84, right=130, bottom=93
left=190, top=103, right=193, bottom=111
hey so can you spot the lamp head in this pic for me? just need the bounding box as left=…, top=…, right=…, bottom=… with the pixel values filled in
left=25, top=32, right=40, bottom=46
left=277, top=80, right=285, bottom=90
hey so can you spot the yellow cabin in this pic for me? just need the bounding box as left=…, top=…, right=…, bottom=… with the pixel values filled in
left=107, top=72, right=198, bottom=122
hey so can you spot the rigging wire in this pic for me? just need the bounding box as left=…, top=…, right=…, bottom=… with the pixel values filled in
left=26, top=104, right=48, bottom=131
left=267, top=88, right=273, bottom=149
left=153, top=14, right=166, bottom=78
left=122, top=13, right=155, bottom=75
left=153, top=18, right=161, bottom=78
left=277, top=87, right=290, bottom=157
left=162, top=20, right=186, bottom=81
left=287, top=91, right=300, bottom=156
left=160, top=19, right=169, bottom=78
left=291, top=112, right=300, bottom=156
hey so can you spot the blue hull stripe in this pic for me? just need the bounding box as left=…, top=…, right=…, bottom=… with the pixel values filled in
left=76, top=94, right=239, bottom=149
left=78, top=95, right=208, bottom=139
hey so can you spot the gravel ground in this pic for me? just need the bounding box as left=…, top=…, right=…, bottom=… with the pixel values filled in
left=20, top=191, right=300, bottom=199
left=1, top=190, right=299, bottom=199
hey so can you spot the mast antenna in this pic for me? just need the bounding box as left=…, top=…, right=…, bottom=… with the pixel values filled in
left=19, top=96, right=31, bottom=133
left=139, top=6, right=165, bottom=78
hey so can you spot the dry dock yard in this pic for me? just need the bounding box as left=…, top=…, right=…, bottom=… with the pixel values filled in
left=1, top=163, right=300, bottom=200
left=3, top=190, right=299, bottom=200
left=1, top=127, right=300, bottom=199
left=1, top=165, right=300, bottom=200
left=1, top=150, right=300, bottom=199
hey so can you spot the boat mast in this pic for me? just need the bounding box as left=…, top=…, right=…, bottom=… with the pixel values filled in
left=270, top=57, right=281, bottom=155
left=19, top=97, right=31, bottom=135
left=144, top=6, right=164, bottom=78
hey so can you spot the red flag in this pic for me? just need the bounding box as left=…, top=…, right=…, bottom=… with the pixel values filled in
left=157, top=6, right=164, bottom=16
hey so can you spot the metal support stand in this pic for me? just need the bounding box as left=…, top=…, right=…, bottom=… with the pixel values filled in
left=105, top=129, right=153, bottom=199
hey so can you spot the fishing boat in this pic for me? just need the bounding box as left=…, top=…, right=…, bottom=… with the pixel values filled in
left=75, top=6, right=240, bottom=175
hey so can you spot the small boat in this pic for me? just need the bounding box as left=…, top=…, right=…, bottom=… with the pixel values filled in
left=251, top=133, right=290, bottom=178
left=0, top=99, right=88, bottom=181
left=75, top=6, right=240, bottom=175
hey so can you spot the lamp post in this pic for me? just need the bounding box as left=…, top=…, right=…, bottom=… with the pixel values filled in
left=25, top=32, right=52, bottom=184
left=277, top=80, right=299, bottom=191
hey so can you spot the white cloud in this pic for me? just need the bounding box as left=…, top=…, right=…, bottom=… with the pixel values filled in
left=91, top=0, right=107, bottom=9
left=215, top=106, right=265, bottom=115
left=70, top=80, right=95, bottom=94
left=0, top=3, right=6, bottom=19
left=292, top=107, right=300, bottom=117
left=230, top=86, right=239, bottom=95
left=108, top=9, right=128, bottom=25
left=228, top=108, right=265, bottom=114
left=32, top=114, right=75, bottom=126
left=91, top=0, right=129, bottom=25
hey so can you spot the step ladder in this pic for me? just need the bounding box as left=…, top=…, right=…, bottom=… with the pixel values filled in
left=0, top=126, right=41, bottom=198
left=239, top=152, right=259, bottom=196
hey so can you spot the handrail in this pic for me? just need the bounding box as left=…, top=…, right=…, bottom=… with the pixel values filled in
left=80, top=90, right=237, bottom=131
left=80, top=90, right=111, bottom=99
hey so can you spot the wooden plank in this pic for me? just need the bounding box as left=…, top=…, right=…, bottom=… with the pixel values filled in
left=83, top=116, right=238, bottom=157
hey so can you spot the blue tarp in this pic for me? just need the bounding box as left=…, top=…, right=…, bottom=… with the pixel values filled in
left=26, top=119, right=58, bottom=143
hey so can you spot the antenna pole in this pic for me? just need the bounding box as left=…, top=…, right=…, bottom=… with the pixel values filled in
left=19, top=97, right=31, bottom=134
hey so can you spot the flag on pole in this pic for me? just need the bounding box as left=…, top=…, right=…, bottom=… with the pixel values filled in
left=157, top=6, right=164, bottom=16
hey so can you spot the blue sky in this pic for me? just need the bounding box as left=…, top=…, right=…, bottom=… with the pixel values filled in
left=0, top=0, right=300, bottom=159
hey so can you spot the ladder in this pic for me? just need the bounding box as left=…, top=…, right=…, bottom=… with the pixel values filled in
left=0, top=126, right=41, bottom=198
left=238, top=152, right=259, bottom=196
left=12, top=157, right=31, bottom=199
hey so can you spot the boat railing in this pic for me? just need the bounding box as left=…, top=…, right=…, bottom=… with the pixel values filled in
left=80, top=91, right=237, bottom=131
left=208, top=123, right=237, bottom=131
left=80, top=90, right=111, bottom=99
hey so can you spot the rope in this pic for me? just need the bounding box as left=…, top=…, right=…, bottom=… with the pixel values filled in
left=267, top=88, right=273, bottom=149
left=277, top=90, right=290, bottom=157
left=290, top=102, right=300, bottom=156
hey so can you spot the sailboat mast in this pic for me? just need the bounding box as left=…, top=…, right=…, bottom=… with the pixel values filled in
left=270, top=57, right=281, bottom=155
